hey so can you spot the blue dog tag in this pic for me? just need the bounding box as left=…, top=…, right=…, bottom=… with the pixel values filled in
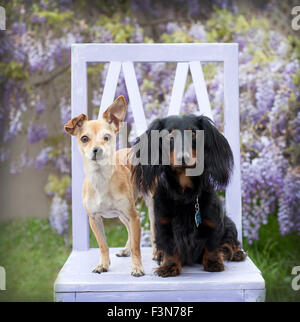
left=195, top=211, right=202, bottom=227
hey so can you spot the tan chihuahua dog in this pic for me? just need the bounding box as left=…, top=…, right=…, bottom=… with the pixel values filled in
left=64, top=96, right=145, bottom=277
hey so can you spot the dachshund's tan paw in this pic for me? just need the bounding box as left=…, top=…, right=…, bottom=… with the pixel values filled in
left=155, top=264, right=181, bottom=277
left=232, top=250, right=248, bottom=262
left=203, top=261, right=225, bottom=272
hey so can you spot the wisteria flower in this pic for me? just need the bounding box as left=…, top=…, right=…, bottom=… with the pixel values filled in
left=28, top=123, right=48, bottom=144
left=49, top=195, right=69, bottom=235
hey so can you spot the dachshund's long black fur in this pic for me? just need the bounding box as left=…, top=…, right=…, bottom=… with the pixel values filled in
left=131, top=114, right=247, bottom=277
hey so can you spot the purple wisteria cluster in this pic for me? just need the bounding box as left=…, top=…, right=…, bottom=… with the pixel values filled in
left=49, top=194, right=69, bottom=235
left=1, top=2, right=299, bottom=243
left=278, top=167, right=300, bottom=235
left=28, top=123, right=48, bottom=144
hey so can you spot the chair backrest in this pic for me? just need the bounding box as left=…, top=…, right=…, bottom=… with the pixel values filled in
left=71, top=43, right=241, bottom=251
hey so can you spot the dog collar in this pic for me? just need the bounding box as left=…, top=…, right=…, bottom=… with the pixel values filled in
left=195, top=196, right=202, bottom=227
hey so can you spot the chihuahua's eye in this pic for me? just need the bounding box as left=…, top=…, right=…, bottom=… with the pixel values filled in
left=104, top=134, right=111, bottom=141
left=81, top=135, right=89, bottom=143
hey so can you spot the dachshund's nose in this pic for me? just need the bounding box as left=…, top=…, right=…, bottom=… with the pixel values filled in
left=176, top=152, right=190, bottom=165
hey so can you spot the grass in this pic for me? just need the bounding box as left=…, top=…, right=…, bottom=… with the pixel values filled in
left=243, top=215, right=300, bottom=302
left=0, top=217, right=127, bottom=302
left=0, top=218, right=70, bottom=302
left=0, top=215, right=299, bottom=302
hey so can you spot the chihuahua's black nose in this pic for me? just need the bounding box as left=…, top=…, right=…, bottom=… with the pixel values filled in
left=92, top=146, right=103, bottom=160
left=93, top=147, right=99, bottom=154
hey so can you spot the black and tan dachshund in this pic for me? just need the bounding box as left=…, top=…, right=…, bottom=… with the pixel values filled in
left=131, top=114, right=247, bottom=277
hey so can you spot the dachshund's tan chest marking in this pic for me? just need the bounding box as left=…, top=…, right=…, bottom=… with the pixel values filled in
left=177, top=171, right=194, bottom=190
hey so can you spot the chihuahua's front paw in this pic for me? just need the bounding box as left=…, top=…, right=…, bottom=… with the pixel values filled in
left=92, top=264, right=109, bottom=274
left=116, top=248, right=131, bottom=257
left=131, top=265, right=145, bottom=277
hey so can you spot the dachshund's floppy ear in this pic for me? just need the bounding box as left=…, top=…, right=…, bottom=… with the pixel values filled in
left=198, top=116, right=234, bottom=188
left=102, top=96, right=127, bottom=132
left=64, top=114, right=88, bottom=136
left=131, top=118, right=164, bottom=194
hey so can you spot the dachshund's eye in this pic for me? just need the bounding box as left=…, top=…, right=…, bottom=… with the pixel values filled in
left=81, top=135, right=89, bottom=143
left=104, top=134, right=111, bottom=141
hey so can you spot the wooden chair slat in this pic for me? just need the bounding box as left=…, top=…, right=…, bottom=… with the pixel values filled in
left=224, top=47, right=242, bottom=242
left=168, top=62, right=189, bottom=116
left=71, top=49, right=89, bottom=251
left=122, top=61, right=147, bottom=136
left=99, top=61, right=122, bottom=118
left=189, top=61, right=213, bottom=120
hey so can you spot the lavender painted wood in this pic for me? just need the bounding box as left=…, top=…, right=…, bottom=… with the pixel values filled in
left=223, top=44, right=242, bottom=242
left=75, top=290, right=245, bottom=302
left=54, top=248, right=265, bottom=302
left=99, top=62, right=122, bottom=117
left=189, top=61, right=213, bottom=120
left=122, top=61, right=148, bottom=136
left=168, top=62, right=212, bottom=119
left=54, top=292, right=76, bottom=302
left=168, top=63, right=189, bottom=116
left=64, top=43, right=265, bottom=302
left=71, top=46, right=89, bottom=251
left=55, top=290, right=265, bottom=302
left=71, top=43, right=238, bottom=62
left=98, top=62, right=127, bottom=149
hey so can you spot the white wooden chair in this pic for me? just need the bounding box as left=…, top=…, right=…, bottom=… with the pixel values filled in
left=54, top=43, right=265, bottom=302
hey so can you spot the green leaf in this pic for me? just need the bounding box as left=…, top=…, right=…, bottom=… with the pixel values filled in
left=45, top=174, right=71, bottom=198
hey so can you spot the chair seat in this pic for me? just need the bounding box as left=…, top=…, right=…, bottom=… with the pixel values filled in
left=54, top=247, right=265, bottom=302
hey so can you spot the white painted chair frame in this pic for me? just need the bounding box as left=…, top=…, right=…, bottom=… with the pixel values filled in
left=55, top=43, right=265, bottom=302
left=71, top=43, right=242, bottom=252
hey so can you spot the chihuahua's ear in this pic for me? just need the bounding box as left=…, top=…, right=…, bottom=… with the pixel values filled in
left=102, top=96, right=127, bottom=132
left=64, top=114, right=88, bottom=136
